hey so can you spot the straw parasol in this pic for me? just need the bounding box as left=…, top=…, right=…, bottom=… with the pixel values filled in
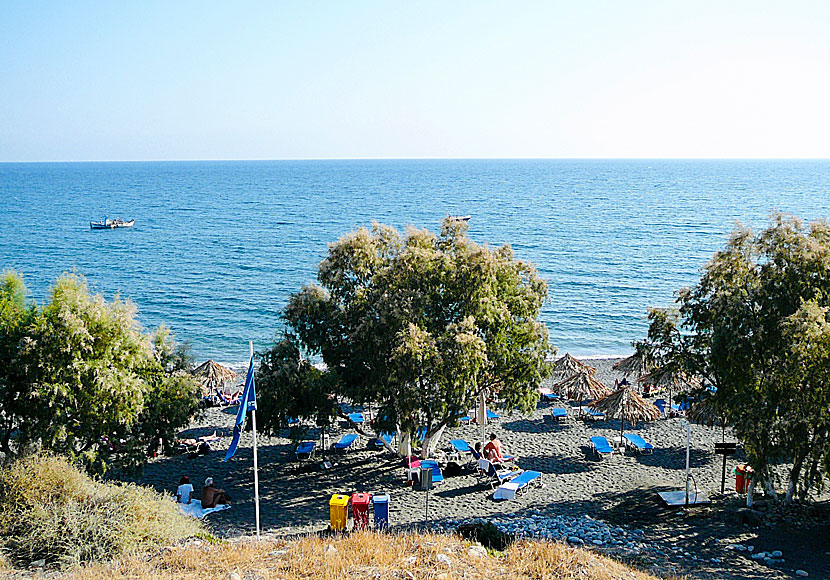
left=612, top=350, right=654, bottom=379
left=552, top=369, right=611, bottom=403
left=637, top=366, right=701, bottom=404
left=191, top=359, right=236, bottom=397
left=552, top=353, right=596, bottom=377
left=589, top=384, right=661, bottom=441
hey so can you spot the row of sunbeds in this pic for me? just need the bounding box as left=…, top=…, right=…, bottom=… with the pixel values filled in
left=589, top=433, right=654, bottom=459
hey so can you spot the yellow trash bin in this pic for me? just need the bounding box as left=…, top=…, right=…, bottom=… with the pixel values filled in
left=329, top=494, right=350, bottom=531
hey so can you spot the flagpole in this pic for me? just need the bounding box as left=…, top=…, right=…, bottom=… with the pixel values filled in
left=250, top=340, right=261, bottom=540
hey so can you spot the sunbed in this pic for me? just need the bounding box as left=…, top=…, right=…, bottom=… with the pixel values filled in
left=486, top=409, right=500, bottom=421
left=287, top=416, right=300, bottom=426
left=332, top=433, right=358, bottom=452
left=552, top=407, right=568, bottom=422
left=623, top=433, right=654, bottom=454
left=348, top=412, right=365, bottom=424
left=372, top=432, right=394, bottom=449
left=295, top=440, right=316, bottom=462
left=481, top=459, right=522, bottom=489
left=493, top=470, right=542, bottom=500
left=457, top=410, right=472, bottom=423
left=589, top=436, right=614, bottom=459
left=542, top=392, right=561, bottom=402
left=653, top=399, right=667, bottom=414
left=583, top=408, right=605, bottom=420
left=416, top=426, right=428, bottom=443
left=419, top=459, right=444, bottom=484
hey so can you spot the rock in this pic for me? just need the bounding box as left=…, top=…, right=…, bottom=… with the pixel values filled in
left=592, top=539, right=604, bottom=546
left=468, top=545, right=487, bottom=558
left=710, top=557, right=721, bottom=563
left=746, top=545, right=755, bottom=552
left=436, top=553, right=451, bottom=566
left=795, top=570, right=808, bottom=577
left=325, top=544, right=337, bottom=556
left=228, top=573, right=242, bottom=580
left=770, top=550, right=782, bottom=558
left=31, top=559, right=45, bottom=568
left=751, top=552, right=767, bottom=560
left=737, top=508, right=764, bottom=527
left=568, top=536, right=584, bottom=545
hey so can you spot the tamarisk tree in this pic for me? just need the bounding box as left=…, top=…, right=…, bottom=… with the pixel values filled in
left=280, top=218, right=554, bottom=458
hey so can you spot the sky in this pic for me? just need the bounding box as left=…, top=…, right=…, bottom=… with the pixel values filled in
left=2, top=1, right=830, bottom=161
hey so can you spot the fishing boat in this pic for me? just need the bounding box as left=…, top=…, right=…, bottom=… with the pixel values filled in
left=450, top=215, right=471, bottom=222
left=90, top=217, right=135, bottom=230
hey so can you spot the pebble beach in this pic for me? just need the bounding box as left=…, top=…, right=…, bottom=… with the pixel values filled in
left=132, top=359, right=830, bottom=580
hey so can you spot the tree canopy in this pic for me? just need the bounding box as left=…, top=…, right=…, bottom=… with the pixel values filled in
left=269, top=218, right=554, bottom=457
left=0, top=271, right=201, bottom=473
left=637, top=214, right=830, bottom=503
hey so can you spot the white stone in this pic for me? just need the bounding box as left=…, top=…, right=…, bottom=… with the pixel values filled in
left=31, top=560, right=45, bottom=568
left=468, top=545, right=487, bottom=558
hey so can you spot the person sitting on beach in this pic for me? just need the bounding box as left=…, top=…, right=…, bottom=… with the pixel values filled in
left=176, top=475, right=193, bottom=504
left=201, top=477, right=231, bottom=508
left=483, top=433, right=505, bottom=464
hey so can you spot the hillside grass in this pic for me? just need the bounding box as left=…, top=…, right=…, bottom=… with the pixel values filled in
left=0, top=453, right=202, bottom=567
left=66, top=531, right=671, bottom=580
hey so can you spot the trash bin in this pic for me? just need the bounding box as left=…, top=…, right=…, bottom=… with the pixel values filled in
left=329, top=494, right=350, bottom=531
left=351, top=492, right=371, bottom=531
left=373, top=494, right=389, bottom=531
left=734, top=464, right=753, bottom=493
left=419, top=466, right=433, bottom=490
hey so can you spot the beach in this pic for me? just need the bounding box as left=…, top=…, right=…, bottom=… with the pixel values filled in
left=132, top=359, right=830, bottom=580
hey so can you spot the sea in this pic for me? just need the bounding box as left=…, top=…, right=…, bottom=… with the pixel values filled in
left=1, top=159, right=828, bottom=365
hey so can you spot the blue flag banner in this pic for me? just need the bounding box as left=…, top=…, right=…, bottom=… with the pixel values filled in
left=225, top=355, right=257, bottom=461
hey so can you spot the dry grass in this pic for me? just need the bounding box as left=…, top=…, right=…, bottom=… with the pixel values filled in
left=0, top=453, right=202, bottom=567
left=64, top=531, right=672, bottom=580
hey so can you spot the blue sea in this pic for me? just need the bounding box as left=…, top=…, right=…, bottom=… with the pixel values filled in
left=1, top=160, right=828, bottom=364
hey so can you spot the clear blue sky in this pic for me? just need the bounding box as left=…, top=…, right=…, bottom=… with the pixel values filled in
left=2, top=1, right=829, bottom=161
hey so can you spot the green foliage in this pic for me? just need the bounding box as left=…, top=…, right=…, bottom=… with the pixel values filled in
left=0, top=453, right=202, bottom=567
left=0, top=271, right=201, bottom=474
left=256, top=334, right=337, bottom=433
left=641, top=214, right=830, bottom=500
left=281, top=218, right=553, bottom=456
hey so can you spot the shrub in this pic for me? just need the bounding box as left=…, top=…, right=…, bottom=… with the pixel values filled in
left=0, top=453, right=202, bottom=567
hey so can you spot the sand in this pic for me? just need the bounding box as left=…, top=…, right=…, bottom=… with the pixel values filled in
left=130, top=359, right=830, bottom=580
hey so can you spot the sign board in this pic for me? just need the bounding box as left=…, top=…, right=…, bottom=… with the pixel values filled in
left=714, top=442, right=737, bottom=455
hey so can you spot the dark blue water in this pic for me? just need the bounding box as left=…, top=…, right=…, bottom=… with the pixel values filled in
left=1, top=160, right=828, bottom=364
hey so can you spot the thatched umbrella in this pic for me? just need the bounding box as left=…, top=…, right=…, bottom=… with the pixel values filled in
left=552, top=353, right=596, bottom=378
left=191, top=359, right=236, bottom=397
left=637, top=366, right=701, bottom=405
left=687, top=395, right=730, bottom=441
left=552, top=369, right=611, bottom=406
left=612, top=351, right=654, bottom=380
left=589, top=384, right=661, bottom=441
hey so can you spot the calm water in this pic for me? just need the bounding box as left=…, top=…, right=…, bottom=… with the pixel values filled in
left=1, top=160, right=828, bottom=364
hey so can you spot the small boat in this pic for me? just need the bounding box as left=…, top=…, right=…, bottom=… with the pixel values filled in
left=90, top=217, right=135, bottom=230
left=450, top=215, right=471, bottom=222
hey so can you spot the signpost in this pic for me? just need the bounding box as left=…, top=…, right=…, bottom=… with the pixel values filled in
left=714, top=442, right=738, bottom=493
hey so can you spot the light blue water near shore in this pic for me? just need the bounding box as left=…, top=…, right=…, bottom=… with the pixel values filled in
left=1, top=160, right=828, bottom=364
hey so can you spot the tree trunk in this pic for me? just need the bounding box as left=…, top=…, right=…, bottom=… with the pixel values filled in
left=746, top=478, right=756, bottom=507
left=400, top=432, right=412, bottom=458
left=425, top=424, right=446, bottom=457
left=785, top=453, right=805, bottom=503
left=763, top=475, right=777, bottom=501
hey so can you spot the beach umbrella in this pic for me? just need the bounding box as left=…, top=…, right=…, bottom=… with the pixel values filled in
left=637, top=366, right=701, bottom=406
left=551, top=353, right=596, bottom=378
left=612, top=350, right=655, bottom=380
left=589, top=384, right=661, bottom=441
left=552, top=369, right=611, bottom=404
left=191, top=359, right=236, bottom=397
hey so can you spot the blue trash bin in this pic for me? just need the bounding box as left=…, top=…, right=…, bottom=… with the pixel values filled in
left=373, top=494, right=389, bottom=530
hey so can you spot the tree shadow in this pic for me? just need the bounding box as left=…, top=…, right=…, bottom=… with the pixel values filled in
left=501, top=419, right=547, bottom=434
left=634, top=446, right=710, bottom=469
left=517, top=452, right=596, bottom=474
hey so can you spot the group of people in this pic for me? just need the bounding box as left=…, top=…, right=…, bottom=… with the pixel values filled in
left=475, top=433, right=510, bottom=464
left=176, top=475, right=231, bottom=508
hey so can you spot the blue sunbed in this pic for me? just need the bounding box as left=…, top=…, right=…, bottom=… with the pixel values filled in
left=590, top=436, right=614, bottom=459
left=623, top=433, right=654, bottom=454
left=332, top=433, right=358, bottom=451
left=348, top=412, right=365, bottom=424
left=484, top=459, right=522, bottom=489
left=654, top=399, right=667, bottom=414
left=287, top=416, right=300, bottom=426
left=583, top=408, right=605, bottom=420
left=420, top=459, right=444, bottom=484
left=295, top=440, right=316, bottom=462
left=486, top=409, right=500, bottom=421
left=542, top=392, right=560, bottom=402
left=457, top=410, right=472, bottom=423
left=372, top=432, right=394, bottom=448
left=449, top=439, right=471, bottom=453
left=552, top=407, right=568, bottom=421
left=493, top=470, right=542, bottom=499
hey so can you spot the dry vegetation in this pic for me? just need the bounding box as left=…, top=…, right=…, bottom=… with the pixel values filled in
left=66, top=532, right=669, bottom=580
left=0, top=454, right=202, bottom=567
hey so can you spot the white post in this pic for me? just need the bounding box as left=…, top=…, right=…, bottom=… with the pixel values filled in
left=685, top=421, right=691, bottom=507
left=250, top=340, right=261, bottom=540
left=478, top=391, right=487, bottom=444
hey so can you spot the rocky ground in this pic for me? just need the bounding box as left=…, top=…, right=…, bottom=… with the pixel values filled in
left=129, top=359, right=830, bottom=580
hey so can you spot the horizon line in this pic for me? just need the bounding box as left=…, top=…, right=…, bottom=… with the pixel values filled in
left=2, top=156, right=830, bottom=164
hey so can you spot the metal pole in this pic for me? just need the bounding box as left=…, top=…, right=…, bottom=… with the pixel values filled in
left=250, top=341, right=261, bottom=540
left=721, top=453, right=727, bottom=494
left=685, top=421, right=691, bottom=508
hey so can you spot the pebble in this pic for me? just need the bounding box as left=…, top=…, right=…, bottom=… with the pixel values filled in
left=31, top=560, right=45, bottom=568
left=746, top=545, right=754, bottom=552
left=770, top=550, right=782, bottom=558
left=751, top=552, right=767, bottom=560
left=796, top=570, right=808, bottom=577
